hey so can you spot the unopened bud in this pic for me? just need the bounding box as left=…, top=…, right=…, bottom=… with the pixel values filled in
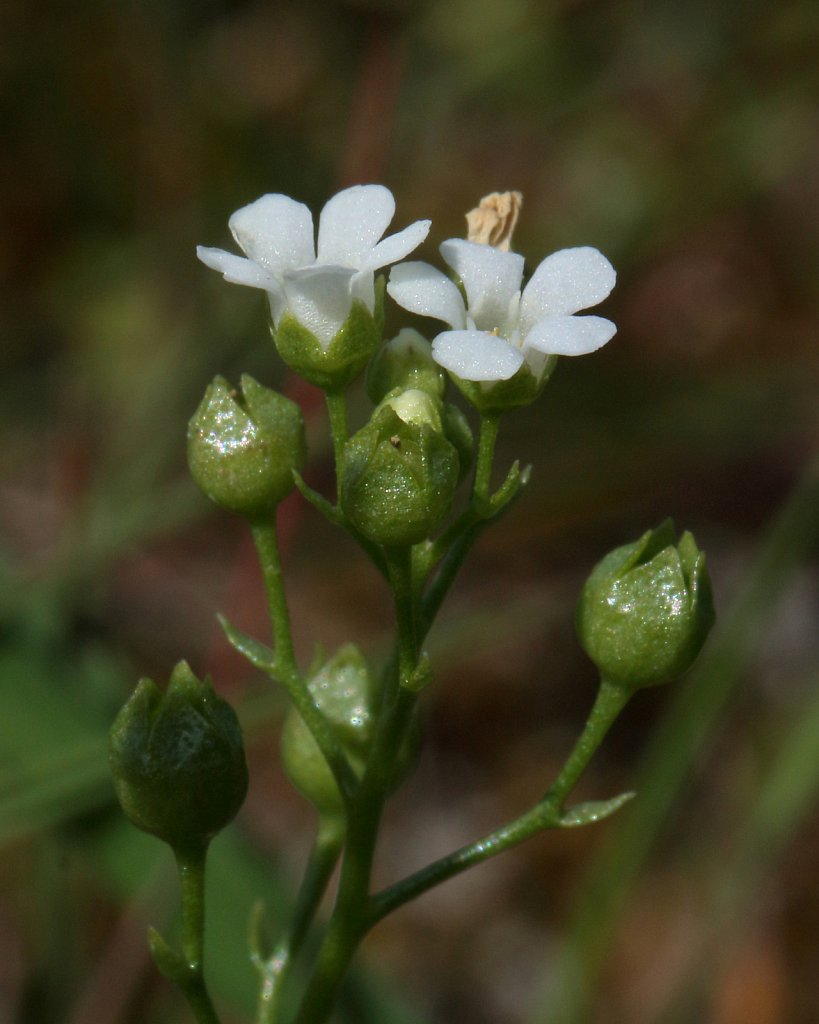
left=109, top=662, right=248, bottom=850
left=340, top=390, right=459, bottom=547
left=576, top=521, right=715, bottom=689
left=187, top=374, right=305, bottom=517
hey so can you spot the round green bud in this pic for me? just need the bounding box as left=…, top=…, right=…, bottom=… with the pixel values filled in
left=366, top=329, right=446, bottom=404
left=280, top=645, right=374, bottom=816
left=340, top=389, right=459, bottom=547
left=280, top=645, right=420, bottom=817
left=576, top=521, right=715, bottom=689
left=187, top=374, right=305, bottom=517
left=109, top=662, right=248, bottom=850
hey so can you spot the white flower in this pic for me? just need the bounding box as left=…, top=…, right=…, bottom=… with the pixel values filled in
left=197, top=185, right=430, bottom=347
left=387, top=239, right=616, bottom=382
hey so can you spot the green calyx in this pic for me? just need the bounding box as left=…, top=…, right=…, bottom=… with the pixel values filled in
left=274, top=280, right=385, bottom=390
left=340, top=389, right=460, bottom=548
left=576, top=520, right=716, bottom=690
left=280, top=645, right=418, bottom=816
left=109, top=661, right=248, bottom=851
left=187, top=374, right=305, bottom=518
left=450, top=354, right=558, bottom=414
left=366, top=328, right=446, bottom=404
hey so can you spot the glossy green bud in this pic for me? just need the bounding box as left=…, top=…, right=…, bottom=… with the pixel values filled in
left=340, top=389, right=459, bottom=547
left=187, top=374, right=305, bottom=517
left=109, top=662, right=248, bottom=850
left=576, top=521, right=715, bottom=689
left=366, top=329, right=446, bottom=404
left=280, top=645, right=419, bottom=816
left=274, top=279, right=385, bottom=391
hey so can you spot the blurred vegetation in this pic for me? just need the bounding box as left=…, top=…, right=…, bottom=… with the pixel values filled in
left=1, top=0, right=818, bottom=1021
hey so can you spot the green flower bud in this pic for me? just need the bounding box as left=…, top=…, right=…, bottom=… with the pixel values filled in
left=340, top=389, right=459, bottom=547
left=576, top=521, right=715, bottom=689
left=274, top=279, right=385, bottom=391
left=109, top=662, right=248, bottom=850
left=280, top=645, right=418, bottom=816
left=366, top=329, right=446, bottom=404
left=187, top=374, right=305, bottom=517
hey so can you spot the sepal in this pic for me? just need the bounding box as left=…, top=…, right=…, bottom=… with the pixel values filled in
left=274, top=295, right=382, bottom=390
left=449, top=355, right=557, bottom=414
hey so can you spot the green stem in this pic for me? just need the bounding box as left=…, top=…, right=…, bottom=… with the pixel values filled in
left=291, top=550, right=420, bottom=1024
left=386, top=547, right=417, bottom=689
left=473, top=412, right=501, bottom=505
left=251, top=520, right=297, bottom=675
left=420, top=520, right=482, bottom=637
left=175, top=843, right=221, bottom=1024
left=369, top=677, right=631, bottom=925
left=542, top=677, right=632, bottom=809
left=418, top=412, right=503, bottom=635
left=257, top=820, right=345, bottom=1024
left=251, top=518, right=357, bottom=804
left=324, top=388, right=349, bottom=490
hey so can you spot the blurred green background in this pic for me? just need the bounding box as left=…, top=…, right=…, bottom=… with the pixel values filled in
left=2, top=0, right=819, bottom=1021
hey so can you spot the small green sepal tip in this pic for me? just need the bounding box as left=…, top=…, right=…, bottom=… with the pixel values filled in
left=340, top=388, right=459, bottom=547
left=187, top=374, right=305, bottom=517
left=576, top=521, right=716, bottom=690
left=109, top=661, right=248, bottom=850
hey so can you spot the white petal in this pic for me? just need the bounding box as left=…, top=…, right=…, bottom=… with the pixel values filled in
left=439, top=239, right=525, bottom=333
left=524, top=315, right=617, bottom=356
left=520, top=246, right=615, bottom=330
left=363, top=219, right=431, bottom=271
left=229, top=194, right=315, bottom=273
left=281, top=265, right=357, bottom=346
left=350, top=268, right=376, bottom=312
left=432, top=329, right=524, bottom=382
left=317, top=184, right=395, bottom=265
left=387, top=262, right=466, bottom=328
left=196, top=246, right=276, bottom=289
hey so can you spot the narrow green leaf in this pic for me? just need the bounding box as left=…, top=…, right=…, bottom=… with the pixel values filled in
left=559, top=791, right=635, bottom=828
left=218, top=615, right=277, bottom=673
left=148, top=926, right=188, bottom=984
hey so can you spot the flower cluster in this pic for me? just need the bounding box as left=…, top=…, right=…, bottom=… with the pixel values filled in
left=110, top=182, right=714, bottom=1024
left=198, top=185, right=617, bottom=406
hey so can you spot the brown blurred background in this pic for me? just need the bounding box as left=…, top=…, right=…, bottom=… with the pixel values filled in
left=1, top=1, right=819, bottom=1022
